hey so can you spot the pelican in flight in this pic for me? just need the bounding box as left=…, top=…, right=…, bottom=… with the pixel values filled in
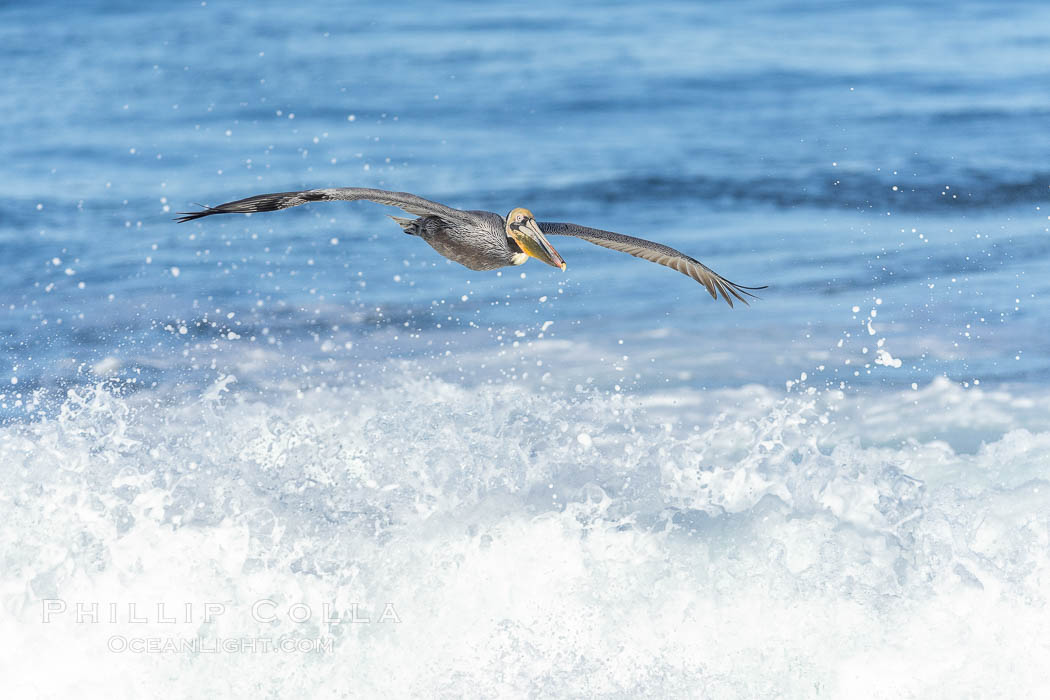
left=177, top=187, right=764, bottom=306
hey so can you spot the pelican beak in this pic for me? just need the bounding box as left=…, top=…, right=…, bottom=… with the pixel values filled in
left=511, top=218, right=567, bottom=271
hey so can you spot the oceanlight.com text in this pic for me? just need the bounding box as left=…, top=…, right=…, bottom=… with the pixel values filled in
left=107, top=635, right=335, bottom=654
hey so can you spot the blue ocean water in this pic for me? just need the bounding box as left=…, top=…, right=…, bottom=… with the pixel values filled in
left=2, top=1, right=1049, bottom=696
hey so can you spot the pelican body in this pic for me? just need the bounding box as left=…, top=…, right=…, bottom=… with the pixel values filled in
left=388, top=208, right=557, bottom=272
left=177, top=187, right=764, bottom=306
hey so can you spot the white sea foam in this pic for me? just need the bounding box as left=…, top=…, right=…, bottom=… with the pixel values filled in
left=2, top=374, right=1049, bottom=697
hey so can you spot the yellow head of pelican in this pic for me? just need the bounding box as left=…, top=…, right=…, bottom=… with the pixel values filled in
left=505, top=207, right=566, bottom=271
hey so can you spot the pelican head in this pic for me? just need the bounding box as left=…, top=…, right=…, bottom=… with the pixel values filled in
left=506, top=208, right=566, bottom=270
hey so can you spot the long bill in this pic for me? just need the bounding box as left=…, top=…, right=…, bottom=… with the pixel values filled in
left=511, top=219, right=567, bottom=270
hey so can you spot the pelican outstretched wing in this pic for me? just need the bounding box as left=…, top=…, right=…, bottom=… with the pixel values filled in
left=176, top=187, right=472, bottom=224
left=539, top=222, right=765, bottom=307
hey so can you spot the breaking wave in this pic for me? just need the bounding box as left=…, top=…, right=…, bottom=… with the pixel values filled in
left=4, top=373, right=1048, bottom=697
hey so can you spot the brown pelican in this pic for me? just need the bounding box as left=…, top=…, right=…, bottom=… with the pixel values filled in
left=177, top=187, right=764, bottom=306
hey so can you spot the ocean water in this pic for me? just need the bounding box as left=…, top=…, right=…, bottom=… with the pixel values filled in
left=2, top=1, right=1049, bottom=696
